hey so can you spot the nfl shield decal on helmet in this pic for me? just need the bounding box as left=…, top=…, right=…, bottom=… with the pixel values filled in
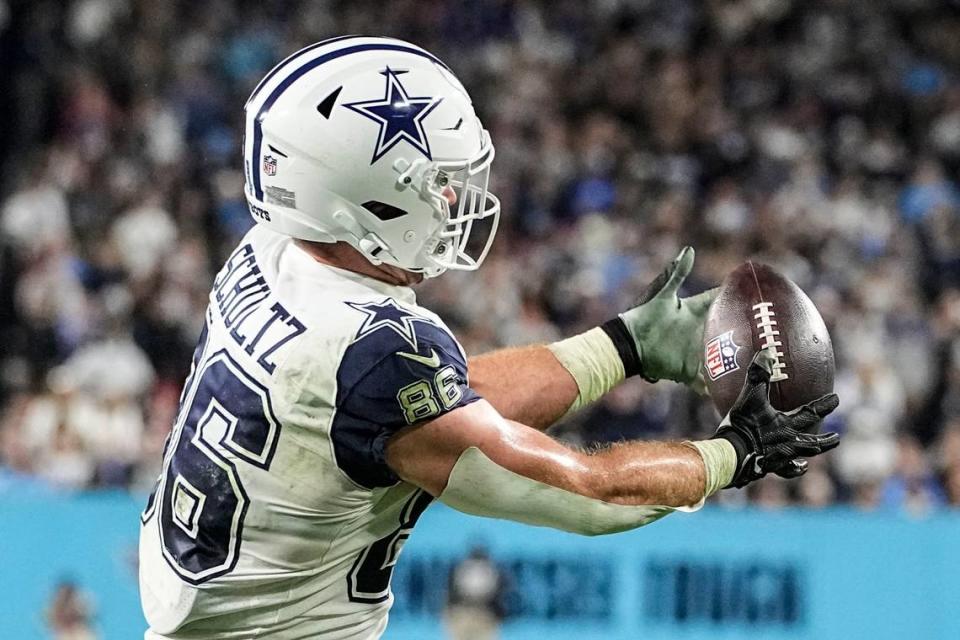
left=263, top=155, right=278, bottom=176
left=705, top=330, right=741, bottom=380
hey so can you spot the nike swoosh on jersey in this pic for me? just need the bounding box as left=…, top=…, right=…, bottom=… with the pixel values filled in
left=397, top=349, right=441, bottom=368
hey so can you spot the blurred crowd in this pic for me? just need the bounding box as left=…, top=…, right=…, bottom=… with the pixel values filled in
left=0, top=0, right=959, bottom=512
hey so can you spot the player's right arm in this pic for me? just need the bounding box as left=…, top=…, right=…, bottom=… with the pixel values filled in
left=386, top=350, right=840, bottom=536
left=387, top=398, right=710, bottom=536
left=387, top=398, right=708, bottom=508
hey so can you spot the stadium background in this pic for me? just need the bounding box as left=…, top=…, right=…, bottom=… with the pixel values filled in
left=1, top=0, right=959, bottom=638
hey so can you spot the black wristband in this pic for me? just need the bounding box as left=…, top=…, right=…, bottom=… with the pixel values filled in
left=600, top=317, right=643, bottom=379
left=715, top=429, right=751, bottom=468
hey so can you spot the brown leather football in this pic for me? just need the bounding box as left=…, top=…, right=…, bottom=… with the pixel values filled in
left=703, top=261, right=835, bottom=416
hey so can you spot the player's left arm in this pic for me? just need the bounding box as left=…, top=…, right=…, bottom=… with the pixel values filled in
left=469, top=246, right=717, bottom=430
left=468, top=344, right=578, bottom=430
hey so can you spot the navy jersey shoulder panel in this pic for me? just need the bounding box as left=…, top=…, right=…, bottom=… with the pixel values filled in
left=332, top=299, right=480, bottom=489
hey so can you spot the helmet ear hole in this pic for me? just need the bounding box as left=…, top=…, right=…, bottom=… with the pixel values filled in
left=361, top=201, right=408, bottom=221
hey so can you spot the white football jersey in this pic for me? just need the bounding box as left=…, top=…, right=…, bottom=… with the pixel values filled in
left=139, top=225, right=478, bottom=639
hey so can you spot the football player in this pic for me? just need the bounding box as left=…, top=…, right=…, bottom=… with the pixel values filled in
left=139, top=36, right=840, bottom=639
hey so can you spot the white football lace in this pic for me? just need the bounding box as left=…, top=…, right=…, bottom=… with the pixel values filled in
left=752, top=302, right=789, bottom=382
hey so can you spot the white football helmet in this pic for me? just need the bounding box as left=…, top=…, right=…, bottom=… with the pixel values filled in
left=243, top=36, right=500, bottom=277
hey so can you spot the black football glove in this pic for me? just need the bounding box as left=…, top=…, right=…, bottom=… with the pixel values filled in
left=714, top=349, right=841, bottom=488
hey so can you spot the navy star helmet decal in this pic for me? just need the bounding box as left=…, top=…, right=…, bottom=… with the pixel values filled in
left=343, top=67, right=443, bottom=164
left=345, top=298, right=428, bottom=350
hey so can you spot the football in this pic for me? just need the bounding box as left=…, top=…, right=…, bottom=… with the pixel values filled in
left=702, top=261, right=835, bottom=416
